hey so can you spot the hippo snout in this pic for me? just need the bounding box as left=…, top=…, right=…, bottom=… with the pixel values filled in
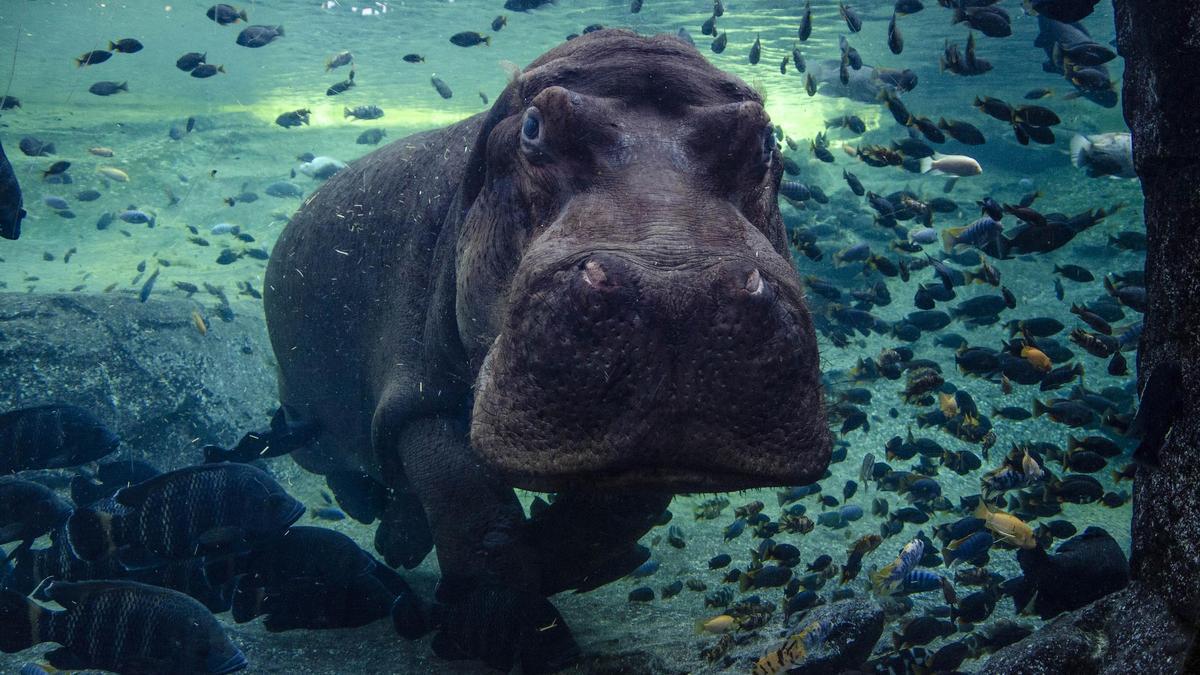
left=470, top=247, right=832, bottom=493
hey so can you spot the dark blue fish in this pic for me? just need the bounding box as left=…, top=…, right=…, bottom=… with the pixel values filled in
left=0, top=138, right=25, bottom=240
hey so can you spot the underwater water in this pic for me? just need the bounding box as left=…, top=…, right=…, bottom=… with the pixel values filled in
left=0, top=0, right=1145, bottom=673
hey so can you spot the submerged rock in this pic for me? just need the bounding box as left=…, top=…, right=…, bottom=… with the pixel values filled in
left=0, top=293, right=276, bottom=469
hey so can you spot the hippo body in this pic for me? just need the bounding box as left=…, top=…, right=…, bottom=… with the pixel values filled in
left=264, top=30, right=831, bottom=671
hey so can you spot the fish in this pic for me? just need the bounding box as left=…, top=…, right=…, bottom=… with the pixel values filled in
left=207, top=3, right=248, bottom=24
left=752, top=618, right=832, bottom=675
left=329, top=73, right=358, bottom=95
left=450, top=31, right=491, bottom=47
left=403, top=54, right=425, bottom=63
left=711, top=31, right=728, bottom=54
left=71, top=460, right=162, bottom=506
left=749, top=35, right=761, bottom=65
left=952, top=5, right=1012, bottom=37
left=88, top=81, right=128, bottom=96
left=504, top=0, right=556, bottom=10
left=236, top=25, right=284, bottom=48
left=0, top=96, right=19, bottom=110
left=938, top=118, right=986, bottom=145
left=974, top=503, right=1037, bottom=549
left=1070, top=133, right=1135, bottom=178
left=275, top=108, right=311, bottom=128
left=0, top=405, right=119, bottom=473
left=75, top=50, right=113, bottom=67
left=1024, top=0, right=1100, bottom=22
left=176, top=51, right=207, bottom=71
left=888, top=12, right=904, bottom=54
left=344, top=105, right=384, bottom=120
left=0, top=479, right=73, bottom=557
left=492, top=15, right=508, bottom=30
left=298, top=156, right=346, bottom=180
left=0, top=139, right=26, bottom=240
left=0, top=580, right=247, bottom=673
left=921, top=153, right=982, bottom=177
left=871, top=537, right=924, bottom=595
left=431, top=75, right=454, bottom=99
left=219, top=527, right=409, bottom=631
left=201, top=406, right=319, bottom=465
left=108, top=38, right=143, bottom=54
left=65, top=462, right=304, bottom=567
left=191, top=64, right=226, bottom=78
left=97, top=167, right=129, bottom=182
left=840, top=3, right=862, bottom=32
left=138, top=268, right=159, bottom=302
left=326, top=51, right=353, bottom=71
left=695, top=614, right=737, bottom=634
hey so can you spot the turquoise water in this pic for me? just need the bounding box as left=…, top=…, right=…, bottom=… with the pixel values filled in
left=0, top=0, right=1143, bottom=673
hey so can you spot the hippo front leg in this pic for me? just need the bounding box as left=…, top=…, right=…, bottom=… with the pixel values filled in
left=397, top=416, right=581, bottom=673
left=528, top=490, right=673, bottom=595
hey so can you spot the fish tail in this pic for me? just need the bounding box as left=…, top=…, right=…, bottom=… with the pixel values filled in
left=485, top=36, right=492, bottom=46
left=65, top=508, right=116, bottom=562
left=0, top=590, right=42, bottom=653
left=940, top=226, right=962, bottom=251
left=1103, top=275, right=1118, bottom=297
left=118, top=82, right=128, bottom=92
left=108, top=41, right=118, bottom=51
left=275, top=26, right=285, bottom=37
left=941, top=545, right=956, bottom=567
left=344, top=107, right=352, bottom=118
left=239, top=9, right=249, bottom=22
left=1032, top=398, right=1047, bottom=417
left=74, top=57, right=84, bottom=68
left=951, top=6, right=965, bottom=24
left=217, top=65, right=226, bottom=74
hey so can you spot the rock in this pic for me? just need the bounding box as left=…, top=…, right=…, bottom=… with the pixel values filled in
left=980, top=582, right=1192, bottom=675
left=1010, top=526, right=1129, bottom=620
left=1114, top=0, right=1200, bottom=626
left=0, top=292, right=277, bottom=469
left=777, top=598, right=884, bottom=674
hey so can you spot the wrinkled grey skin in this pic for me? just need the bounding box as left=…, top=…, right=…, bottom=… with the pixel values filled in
left=264, top=29, right=831, bottom=668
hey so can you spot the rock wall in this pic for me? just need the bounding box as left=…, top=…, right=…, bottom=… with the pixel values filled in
left=1114, top=0, right=1200, bottom=623
left=979, top=2, right=1200, bottom=671
left=0, top=293, right=278, bottom=468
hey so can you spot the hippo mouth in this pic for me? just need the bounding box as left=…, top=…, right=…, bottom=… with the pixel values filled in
left=468, top=252, right=832, bottom=494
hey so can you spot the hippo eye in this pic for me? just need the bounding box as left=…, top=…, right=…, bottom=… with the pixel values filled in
left=521, top=109, right=542, bottom=141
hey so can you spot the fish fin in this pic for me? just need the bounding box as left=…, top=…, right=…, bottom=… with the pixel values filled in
left=0, top=524, right=24, bottom=544
left=0, top=590, right=41, bottom=652
left=1069, top=134, right=1091, bottom=168
left=194, top=526, right=250, bottom=556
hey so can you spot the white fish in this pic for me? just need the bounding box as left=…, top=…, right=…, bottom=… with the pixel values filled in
left=1069, top=132, right=1135, bottom=179
left=919, top=153, right=982, bottom=177
left=211, top=222, right=238, bottom=235
left=298, top=156, right=347, bottom=181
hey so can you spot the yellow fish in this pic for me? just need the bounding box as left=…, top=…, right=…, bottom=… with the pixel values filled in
left=88, top=146, right=114, bottom=157
left=694, top=614, right=737, bottom=634
left=191, top=311, right=208, bottom=336
left=97, top=166, right=129, bottom=182
left=975, top=503, right=1036, bottom=549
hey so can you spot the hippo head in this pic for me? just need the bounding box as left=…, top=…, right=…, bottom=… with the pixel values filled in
left=455, top=30, right=831, bottom=493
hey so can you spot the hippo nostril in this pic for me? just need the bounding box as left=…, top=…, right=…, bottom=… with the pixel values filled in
left=745, top=268, right=764, bottom=296
left=582, top=259, right=610, bottom=289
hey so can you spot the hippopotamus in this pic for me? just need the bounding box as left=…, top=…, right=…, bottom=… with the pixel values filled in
left=263, top=29, right=831, bottom=671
